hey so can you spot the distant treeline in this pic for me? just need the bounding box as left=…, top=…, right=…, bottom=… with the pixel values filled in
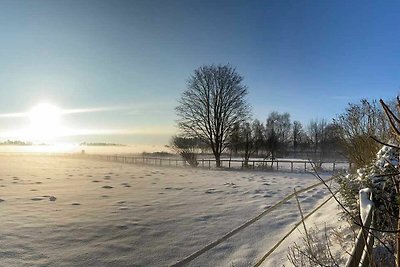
left=80, top=142, right=126, bottom=147
left=174, top=112, right=342, bottom=161
left=0, top=140, right=33, bottom=146
left=141, top=151, right=174, bottom=157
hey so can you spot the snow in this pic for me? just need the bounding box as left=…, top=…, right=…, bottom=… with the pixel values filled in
left=0, top=155, right=339, bottom=266
left=375, top=145, right=399, bottom=170
left=359, top=188, right=373, bottom=224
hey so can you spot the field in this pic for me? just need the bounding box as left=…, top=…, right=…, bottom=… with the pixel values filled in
left=0, top=155, right=343, bottom=266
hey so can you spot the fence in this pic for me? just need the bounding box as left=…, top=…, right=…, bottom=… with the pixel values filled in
left=345, top=188, right=374, bottom=267
left=80, top=154, right=350, bottom=173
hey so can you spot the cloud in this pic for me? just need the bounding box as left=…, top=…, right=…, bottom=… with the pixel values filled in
left=0, top=102, right=173, bottom=119
left=64, top=126, right=176, bottom=136
left=62, top=106, right=132, bottom=115
left=0, top=112, right=28, bottom=118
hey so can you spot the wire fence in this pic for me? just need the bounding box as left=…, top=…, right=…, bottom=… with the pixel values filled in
left=80, top=154, right=350, bottom=173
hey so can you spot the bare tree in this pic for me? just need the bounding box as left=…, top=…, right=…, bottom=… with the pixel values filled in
left=252, top=119, right=265, bottom=157
left=169, top=136, right=203, bottom=167
left=228, top=122, right=241, bottom=157
left=334, top=99, right=391, bottom=169
left=307, top=119, right=327, bottom=153
left=176, top=64, right=250, bottom=167
left=264, top=111, right=291, bottom=159
left=292, top=120, right=303, bottom=152
left=239, top=121, right=256, bottom=167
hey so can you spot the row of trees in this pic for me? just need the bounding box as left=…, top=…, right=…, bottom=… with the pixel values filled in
left=228, top=115, right=341, bottom=165
left=172, top=63, right=393, bottom=168
left=173, top=64, right=344, bottom=166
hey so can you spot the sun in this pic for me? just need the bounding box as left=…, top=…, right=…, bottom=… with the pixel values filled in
left=27, top=103, right=64, bottom=141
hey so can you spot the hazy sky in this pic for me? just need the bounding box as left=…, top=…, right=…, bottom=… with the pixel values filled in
left=0, top=0, right=399, bottom=146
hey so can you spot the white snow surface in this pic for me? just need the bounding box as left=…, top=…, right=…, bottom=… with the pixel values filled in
left=0, top=155, right=336, bottom=266
left=359, top=188, right=373, bottom=224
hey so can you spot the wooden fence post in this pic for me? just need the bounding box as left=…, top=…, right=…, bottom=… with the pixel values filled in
left=345, top=188, right=374, bottom=267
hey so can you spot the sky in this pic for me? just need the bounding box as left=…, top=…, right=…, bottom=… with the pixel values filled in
left=0, top=0, right=399, bottom=148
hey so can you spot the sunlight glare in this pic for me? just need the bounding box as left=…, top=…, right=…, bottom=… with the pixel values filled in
left=27, top=103, right=64, bottom=141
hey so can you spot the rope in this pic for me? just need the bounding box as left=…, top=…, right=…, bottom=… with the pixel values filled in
left=170, top=176, right=335, bottom=266
left=253, top=194, right=335, bottom=267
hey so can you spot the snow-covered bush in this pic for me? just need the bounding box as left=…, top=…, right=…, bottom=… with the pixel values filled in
left=336, top=144, right=399, bottom=230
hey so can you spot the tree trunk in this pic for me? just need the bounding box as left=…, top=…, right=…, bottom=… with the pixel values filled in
left=214, top=153, right=221, bottom=168
left=244, top=155, right=249, bottom=168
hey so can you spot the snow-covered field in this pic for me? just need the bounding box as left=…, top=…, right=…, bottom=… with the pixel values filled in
left=0, top=155, right=341, bottom=266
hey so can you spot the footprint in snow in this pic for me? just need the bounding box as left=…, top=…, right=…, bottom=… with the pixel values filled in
left=205, top=188, right=222, bottom=194
left=102, top=185, right=114, bottom=189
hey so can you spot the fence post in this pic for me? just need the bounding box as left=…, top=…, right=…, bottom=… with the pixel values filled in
left=333, top=161, right=336, bottom=172
left=276, top=161, right=279, bottom=171
left=304, top=162, right=307, bottom=173
left=229, top=160, right=231, bottom=169
left=253, top=161, right=255, bottom=169
left=208, top=160, right=211, bottom=169
left=291, top=161, right=293, bottom=172
left=202, top=159, right=204, bottom=168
